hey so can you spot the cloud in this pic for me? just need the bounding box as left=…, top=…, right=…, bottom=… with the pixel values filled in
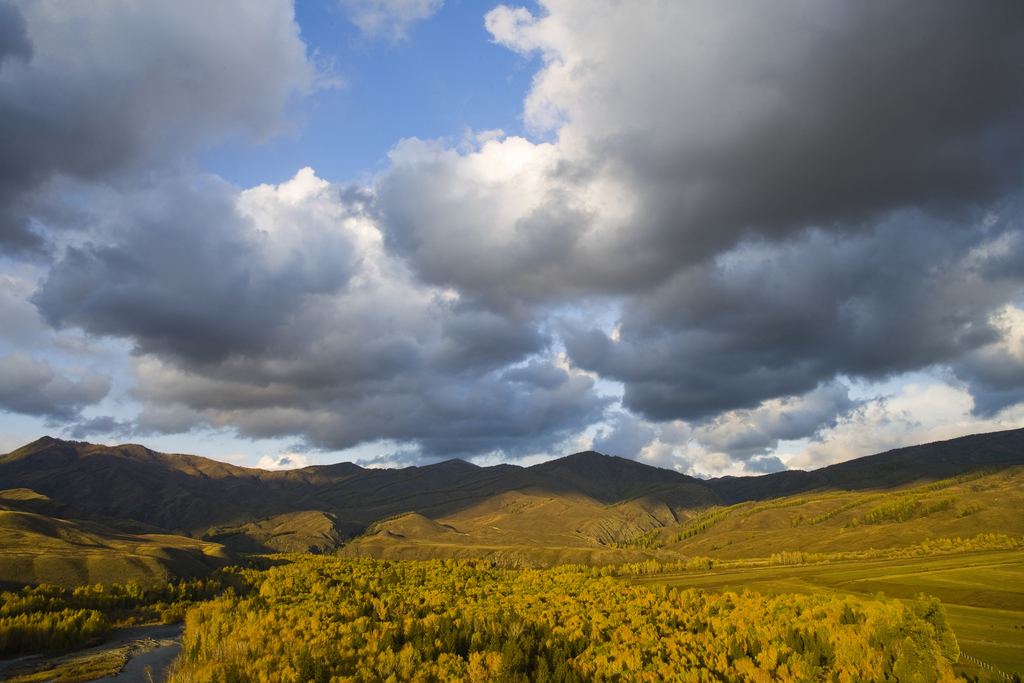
left=0, top=3, right=32, bottom=68
left=31, top=168, right=612, bottom=460
left=0, top=0, right=315, bottom=253
left=256, top=451, right=320, bottom=470
left=7, top=0, right=1024, bottom=472
left=591, top=411, right=657, bottom=460
left=34, top=171, right=358, bottom=365
left=338, top=0, right=443, bottom=40
left=378, top=1, right=1024, bottom=413
left=65, top=415, right=134, bottom=440
left=953, top=304, right=1024, bottom=415
left=687, top=382, right=858, bottom=459
left=410, top=0, right=1024, bottom=299
left=564, top=211, right=1024, bottom=423
left=0, top=350, right=109, bottom=419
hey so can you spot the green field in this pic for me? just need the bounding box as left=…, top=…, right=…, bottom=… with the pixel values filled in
left=632, top=548, right=1024, bottom=676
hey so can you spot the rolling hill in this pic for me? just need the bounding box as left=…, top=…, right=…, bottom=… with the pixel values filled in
left=1, top=428, right=1023, bottom=575
left=0, top=489, right=239, bottom=591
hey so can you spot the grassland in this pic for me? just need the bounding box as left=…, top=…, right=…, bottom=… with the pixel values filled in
left=631, top=548, right=1024, bottom=675
left=659, top=466, right=1024, bottom=559
left=0, top=490, right=238, bottom=591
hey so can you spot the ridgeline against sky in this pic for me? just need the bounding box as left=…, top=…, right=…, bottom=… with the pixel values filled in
left=1, top=0, right=1023, bottom=475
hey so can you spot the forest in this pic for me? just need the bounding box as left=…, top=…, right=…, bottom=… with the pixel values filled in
left=165, top=556, right=960, bottom=683
left=0, top=573, right=241, bottom=657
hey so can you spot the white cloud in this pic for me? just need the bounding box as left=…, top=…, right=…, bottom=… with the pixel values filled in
left=256, top=452, right=320, bottom=470
left=338, top=0, right=444, bottom=40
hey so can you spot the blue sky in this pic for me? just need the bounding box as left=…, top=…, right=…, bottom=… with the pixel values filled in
left=2, top=0, right=1024, bottom=475
left=202, top=0, right=542, bottom=190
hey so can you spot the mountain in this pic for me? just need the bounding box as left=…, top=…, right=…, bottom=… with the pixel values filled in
left=2, top=428, right=1024, bottom=572
left=0, top=439, right=719, bottom=556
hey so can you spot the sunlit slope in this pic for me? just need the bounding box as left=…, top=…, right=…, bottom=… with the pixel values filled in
left=344, top=484, right=717, bottom=567
left=0, top=489, right=239, bottom=590
left=200, top=510, right=352, bottom=554
left=663, top=466, right=1024, bottom=559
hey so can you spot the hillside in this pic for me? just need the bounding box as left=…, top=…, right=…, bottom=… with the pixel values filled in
left=0, top=489, right=239, bottom=591
left=0, top=439, right=720, bottom=557
left=660, top=465, right=1024, bottom=560
left=706, top=427, right=1024, bottom=503
left=2, top=429, right=1024, bottom=572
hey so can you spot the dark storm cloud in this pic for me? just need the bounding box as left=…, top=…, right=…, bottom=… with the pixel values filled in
left=616, top=2, right=1024, bottom=269
left=429, top=309, right=547, bottom=371
left=372, top=0, right=1024, bottom=459
left=0, top=350, right=109, bottom=419
left=0, top=0, right=313, bottom=253
left=33, top=176, right=357, bottom=366
left=743, top=456, right=787, bottom=475
left=394, top=1, right=1024, bottom=303
left=565, top=212, right=1024, bottom=423
left=689, top=382, right=860, bottom=459
left=0, top=3, right=30, bottom=68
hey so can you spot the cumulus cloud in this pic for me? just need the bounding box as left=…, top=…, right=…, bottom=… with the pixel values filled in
left=375, top=1, right=1024, bottom=448
left=564, top=211, right=1024, bottom=423
left=383, top=0, right=1024, bottom=298
left=34, top=171, right=358, bottom=365
left=257, top=451, right=320, bottom=470
left=0, top=0, right=315, bottom=252
left=6, top=0, right=1024, bottom=471
left=0, top=350, right=109, bottom=419
left=32, top=168, right=612, bottom=459
left=781, top=379, right=1024, bottom=471
left=0, top=3, right=31, bottom=68
left=953, top=304, right=1024, bottom=416
left=65, top=415, right=134, bottom=440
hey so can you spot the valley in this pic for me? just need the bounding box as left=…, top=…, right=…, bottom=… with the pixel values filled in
left=3, top=429, right=1024, bottom=681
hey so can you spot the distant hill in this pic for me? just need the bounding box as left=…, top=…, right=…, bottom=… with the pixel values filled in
left=705, top=428, right=1024, bottom=503
left=661, top=464, right=1024, bottom=560
left=2, top=428, right=1023, bottom=571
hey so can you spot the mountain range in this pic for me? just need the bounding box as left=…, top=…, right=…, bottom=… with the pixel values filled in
left=2, top=427, right=1024, bottom=586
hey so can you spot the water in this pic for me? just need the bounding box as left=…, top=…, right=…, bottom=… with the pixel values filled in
left=91, top=624, right=184, bottom=683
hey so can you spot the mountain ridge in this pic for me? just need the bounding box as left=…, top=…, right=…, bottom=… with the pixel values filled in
left=2, top=428, right=1024, bottom=563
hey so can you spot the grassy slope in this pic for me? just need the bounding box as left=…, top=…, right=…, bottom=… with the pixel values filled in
left=0, top=489, right=239, bottom=591
left=662, top=466, right=1024, bottom=558
left=343, top=488, right=699, bottom=568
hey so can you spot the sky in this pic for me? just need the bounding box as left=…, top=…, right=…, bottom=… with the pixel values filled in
left=2, top=0, right=1024, bottom=476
